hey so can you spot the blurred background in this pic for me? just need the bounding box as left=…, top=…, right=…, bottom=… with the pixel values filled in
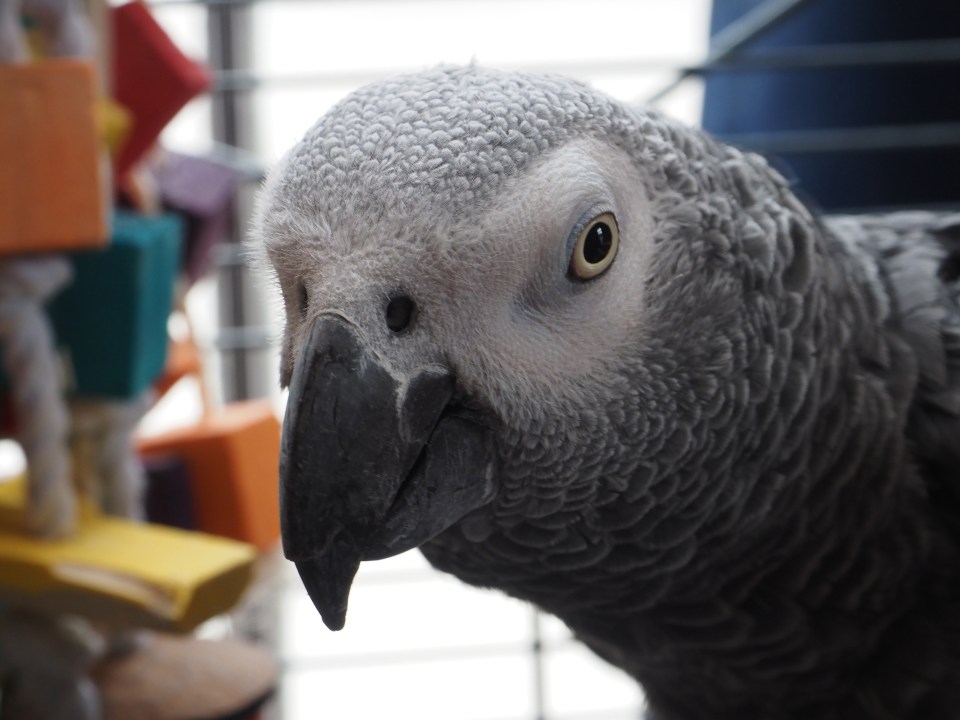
left=2, top=0, right=958, bottom=718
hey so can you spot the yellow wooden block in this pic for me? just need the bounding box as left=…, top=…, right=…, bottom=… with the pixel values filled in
left=96, top=97, right=132, bottom=159
left=0, top=475, right=256, bottom=633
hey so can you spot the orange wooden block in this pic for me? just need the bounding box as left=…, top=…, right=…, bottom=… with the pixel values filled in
left=154, top=337, right=203, bottom=400
left=138, top=401, right=281, bottom=551
left=0, top=60, right=108, bottom=254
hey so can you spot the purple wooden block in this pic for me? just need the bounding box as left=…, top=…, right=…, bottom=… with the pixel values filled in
left=143, top=453, right=198, bottom=530
left=151, top=152, right=239, bottom=284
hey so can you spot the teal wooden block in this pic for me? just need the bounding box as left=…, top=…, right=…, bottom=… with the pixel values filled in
left=47, top=212, right=183, bottom=399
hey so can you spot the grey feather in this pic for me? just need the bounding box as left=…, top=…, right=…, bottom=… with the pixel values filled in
left=253, top=66, right=960, bottom=720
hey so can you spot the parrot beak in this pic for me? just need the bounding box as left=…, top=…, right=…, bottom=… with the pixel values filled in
left=280, top=315, right=496, bottom=631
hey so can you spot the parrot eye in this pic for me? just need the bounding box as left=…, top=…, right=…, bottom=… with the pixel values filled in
left=568, top=212, right=619, bottom=281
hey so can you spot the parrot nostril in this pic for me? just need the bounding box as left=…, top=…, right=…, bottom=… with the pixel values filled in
left=385, top=295, right=416, bottom=333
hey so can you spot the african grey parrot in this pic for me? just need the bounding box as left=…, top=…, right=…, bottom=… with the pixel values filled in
left=253, top=66, right=960, bottom=720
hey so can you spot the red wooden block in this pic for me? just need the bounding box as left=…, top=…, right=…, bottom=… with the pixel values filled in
left=111, top=2, right=211, bottom=177
left=137, top=401, right=281, bottom=551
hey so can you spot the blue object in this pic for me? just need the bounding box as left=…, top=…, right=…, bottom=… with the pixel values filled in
left=47, top=211, right=182, bottom=399
left=702, top=0, right=960, bottom=210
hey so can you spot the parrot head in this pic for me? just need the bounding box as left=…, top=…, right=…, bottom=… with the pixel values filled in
left=254, top=66, right=794, bottom=631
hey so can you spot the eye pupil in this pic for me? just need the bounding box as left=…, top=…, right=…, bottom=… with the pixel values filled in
left=568, top=211, right=619, bottom=281
left=583, top=222, right=613, bottom=264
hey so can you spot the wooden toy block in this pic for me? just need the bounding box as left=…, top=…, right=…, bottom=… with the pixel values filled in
left=0, top=474, right=257, bottom=633
left=111, top=1, right=211, bottom=177
left=96, top=96, right=132, bottom=159
left=154, top=336, right=203, bottom=401
left=143, top=454, right=197, bottom=531
left=92, top=632, right=277, bottom=720
left=0, top=388, right=13, bottom=436
left=137, top=401, right=281, bottom=552
left=0, top=60, right=108, bottom=254
left=152, top=151, right=240, bottom=283
left=47, top=211, right=182, bottom=399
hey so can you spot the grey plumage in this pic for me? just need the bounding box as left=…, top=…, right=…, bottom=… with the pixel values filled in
left=254, top=66, right=960, bottom=720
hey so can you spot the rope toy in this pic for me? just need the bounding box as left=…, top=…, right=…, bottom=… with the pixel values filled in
left=0, top=256, right=76, bottom=537
left=71, top=391, right=152, bottom=520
